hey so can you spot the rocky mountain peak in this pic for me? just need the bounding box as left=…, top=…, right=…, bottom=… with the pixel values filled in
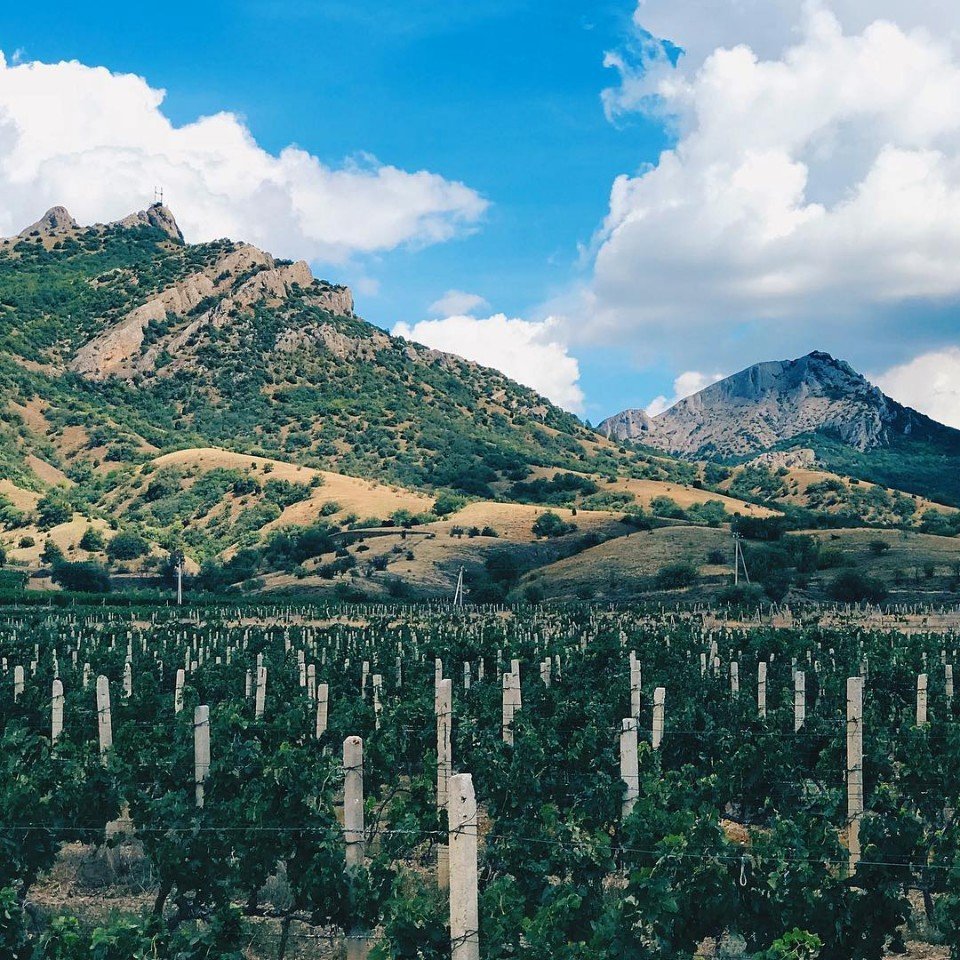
left=18, top=206, right=79, bottom=237
left=116, top=203, right=184, bottom=243
left=600, top=351, right=953, bottom=460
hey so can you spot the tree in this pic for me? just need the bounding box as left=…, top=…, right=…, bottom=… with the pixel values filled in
left=532, top=512, right=577, bottom=538
left=107, top=531, right=149, bottom=561
left=41, top=541, right=64, bottom=566
left=50, top=561, right=111, bottom=593
left=79, top=527, right=106, bottom=552
left=35, top=493, right=72, bottom=530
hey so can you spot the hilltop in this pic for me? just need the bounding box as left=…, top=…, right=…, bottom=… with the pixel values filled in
left=601, top=351, right=960, bottom=507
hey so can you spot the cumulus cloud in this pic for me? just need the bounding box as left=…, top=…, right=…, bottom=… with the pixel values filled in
left=392, top=314, right=584, bottom=412
left=645, top=369, right=725, bottom=416
left=874, top=348, right=960, bottom=429
left=427, top=290, right=489, bottom=316
left=583, top=3, right=960, bottom=368
left=0, top=51, right=486, bottom=262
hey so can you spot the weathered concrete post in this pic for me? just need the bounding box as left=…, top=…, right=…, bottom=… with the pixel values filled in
left=757, top=661, right=767, bottom=718
left=730, top=661, right=739, bottom=696
left=51, top=679, right=64, bottom=744
left=501, top=673, right=516, bottom=745
left=449, top=773, right=480, bottom=960
left=343, top=735, right=369, bottom=960
left=316, top=682, right=329, bottom=738
left=620, top=718, right=639, bottom=818
left=194, top=705, right=210, bottom=809
left=847, top=676, right=863, bottom=875
left=254, top=665, right=267, bottom=719
left=13, top=665, right=24, bottom=702
left=917, top=673, right=928, bottom=726
left=946, top=663, right=954, bottom=706
left=96, top=675, right=113, bottom=758
left=629, top=651, right=641, bottom=719
left=123, top=661, right=132, bottom=699
left=437, top=678, right=452, bottom=890
left=174, top=668, right=185, bottom=715
left=652, top=687, right=666, bottom=751
left=343, top=736, right=365, bottom=867
left=794, top=671, right=806, bottom=732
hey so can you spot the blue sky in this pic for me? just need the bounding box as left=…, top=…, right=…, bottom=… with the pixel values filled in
left=0, top=0, right=673, bottom=420
left=1, top=1, right=959, bottom=428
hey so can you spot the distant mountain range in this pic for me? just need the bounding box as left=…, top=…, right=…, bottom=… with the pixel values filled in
left=601, top=351, right=960, bottom=506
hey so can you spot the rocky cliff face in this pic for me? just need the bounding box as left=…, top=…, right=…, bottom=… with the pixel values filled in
left=600, top=351, right=953, bottom=460
left=68, top=212, right=353, bottom=381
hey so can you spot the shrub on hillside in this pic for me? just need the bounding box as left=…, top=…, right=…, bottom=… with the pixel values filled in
left=79, top=528, right=106, bottom=552
left=655, top=561, right=699, bottom=590
left=827, top=570, right=888, bottom=604
left=532, top=512, right=577, bottom=538
left=107, top=531, right=149, bottom=561
left=50, top=560, right=111, bottom=593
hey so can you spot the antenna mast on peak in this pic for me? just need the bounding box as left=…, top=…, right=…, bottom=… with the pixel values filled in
left=153, top=186, right=164, bottom=206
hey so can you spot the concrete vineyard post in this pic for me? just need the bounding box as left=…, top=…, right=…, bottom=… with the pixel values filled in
left=123, top=661, right=132, bottom=699
left=342, top=735, right=369, bottom=959
left=437, top=677, right=453, bottom=890
left=917, top=673, right=928, bottom=726
left=51, top=679, right=64, bottom=744
left=255, top=665, right=267, bottom=719
left=758, top=661, right=767, bottom=718
left=175, top=668, right=185, bottom=715
left=629, top=651, right=641, bottom=719
left=847, top=676, right=864, bottom=875
left=449, top=773, right=480, bottom=960
left=194, top=705, right=210, bottom=809
left=13, top=665, right=23, bottom=702
left=620, top=718, right=639, bottom=818
left=794, top=671, right=806, bottom=732
left=316, top=682, right=329, bottom=738
left=652, top=687, right=666, bottom=751
left=343, top=736, right=365, bottom=866
left=730, top=661, right=739, bottom=696
left=96, top=675, right=113, bottom=758
left=946, top=664, right=954, bottom=705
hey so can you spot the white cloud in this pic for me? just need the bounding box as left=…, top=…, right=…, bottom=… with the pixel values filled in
left=874, top=348, right=960, bottom=429
left=584, top=3, right=960, bottom=366
left=427, top=290, right=489, bottom=316
left=646, top=369, right=724, bottom=416
left=392, top=314, right=584, bottom=412
left=0, top=51, right=486, bottom=263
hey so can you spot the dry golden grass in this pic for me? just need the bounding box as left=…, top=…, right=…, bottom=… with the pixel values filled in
left=151, top=448, right=433, bottom=525
left=782, top=468, right=957, bottom=515
left=2, top=517, right=113, bottom=565
left=26, top=455, right=70, bottom=487
left=610, top=477, right=778, bottom=517
left=0, top=479, right=40, bottom=511
left=527, top=525, right=731, bottom=597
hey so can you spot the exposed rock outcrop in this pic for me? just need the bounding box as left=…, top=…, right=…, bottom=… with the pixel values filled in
left=116, top=203, right=184, bottom=243
left=601, top=351, right=953, bottom=459
left=18, top=206, right=78, bottom=237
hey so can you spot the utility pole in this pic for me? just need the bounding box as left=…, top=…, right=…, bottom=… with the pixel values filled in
left=453, top=567, right=465, bottom=607
left=733, top=533, right=750, bottom=586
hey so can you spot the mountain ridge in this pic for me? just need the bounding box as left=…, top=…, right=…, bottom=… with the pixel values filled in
left=600, top=350, right=960, bottom=505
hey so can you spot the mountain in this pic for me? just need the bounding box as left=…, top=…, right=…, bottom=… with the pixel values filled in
left=601, top=351, right=960, bottom=506
left=0, top=203, right=688, bottom=513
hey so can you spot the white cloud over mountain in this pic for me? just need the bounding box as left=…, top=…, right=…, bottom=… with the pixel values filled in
left=582, top=2, right=960, bottom=383
left=393, top=314, right=584, bottom=412
left=875, top=349, right=960, bottom=430
left=0, top=51, right=486, bottom=263
left=645, top=370, right=725, bottom=416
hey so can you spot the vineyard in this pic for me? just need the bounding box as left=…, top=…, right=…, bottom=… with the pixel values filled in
left=0, top=601, right=959, bottom=958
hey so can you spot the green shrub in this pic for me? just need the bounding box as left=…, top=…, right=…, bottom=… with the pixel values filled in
left=654, top=561, right=698, bottom=590
left=79, top=527, right=106, bottom=552
left=106, top=531, right=149, bottom=561
left=827, top=570, right=888, bottom=604
left=532, top=511, right=577, bottom=538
